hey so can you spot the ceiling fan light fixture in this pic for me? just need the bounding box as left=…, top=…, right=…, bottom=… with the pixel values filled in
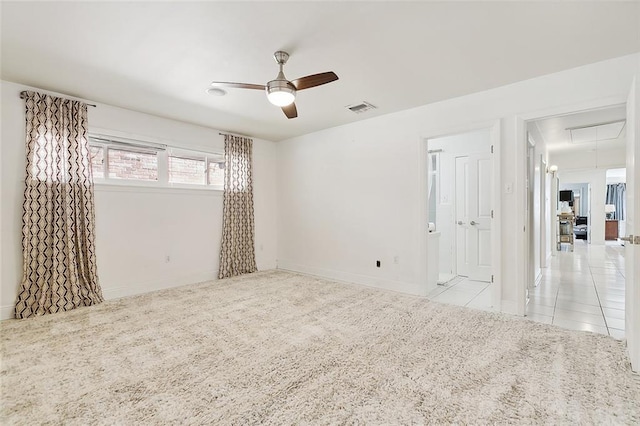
left=266, top=80, right=296, bottom=106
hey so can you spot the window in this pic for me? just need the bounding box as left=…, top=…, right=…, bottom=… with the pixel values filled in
left=208, top=160, right=225, bottom=186
left=88, top=135, right=224, bottom=189
left=169, top=156, right=205, bottom=185
left=167, top=148, right=224, bottom=187
left=108, top=148, right=158, bottom=181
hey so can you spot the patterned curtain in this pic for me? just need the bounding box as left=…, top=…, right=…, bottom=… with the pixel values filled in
left=605, top=183, right=626, bottom=220
left=218, top=134, right=257, bottom=279
left=15, top=92, right=103, bottom=319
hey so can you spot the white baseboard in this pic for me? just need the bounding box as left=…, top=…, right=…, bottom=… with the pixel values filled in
left=0, top=271, right=217, bottom=321
left=500, top=300, right=519, bottom=316
left=102, top=270, right=217, bottom=300
left=1, top=305, right=15, bottom=320
left=277, top=260, right=429, bottom=296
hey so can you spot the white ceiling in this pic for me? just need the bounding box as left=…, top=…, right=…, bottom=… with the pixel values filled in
left=2, top=1, right=639, bottom=141
left=532, top=105, right=627, bottom=153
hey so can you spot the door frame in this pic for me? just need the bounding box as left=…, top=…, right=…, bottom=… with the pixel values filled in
left=515, top=95, right=628, bottom=316
left=420, top=119, right=501, bottom=308
left=540, top=155, right=549, bottom=268
left=625, top=74, right=639, bottom=371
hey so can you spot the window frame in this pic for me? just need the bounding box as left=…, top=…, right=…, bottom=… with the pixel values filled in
left=88, top=134, right=224, bottom=191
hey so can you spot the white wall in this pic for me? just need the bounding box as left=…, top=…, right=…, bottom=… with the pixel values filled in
left=276, top=54, right=639, bottom=312
left=0, top=81, right=278, bottom=319
left=606, top=168, right=627, bottom=184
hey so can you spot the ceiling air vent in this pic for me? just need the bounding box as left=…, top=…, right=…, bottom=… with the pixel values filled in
left=346, top=101, right=377, bottom=114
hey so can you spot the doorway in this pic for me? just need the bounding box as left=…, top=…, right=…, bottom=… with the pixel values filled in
left=523, top=105, right=628, bottom=338
left=425, top=127, right=497, bottom=310
left=557, top=182, right=591, bottom=247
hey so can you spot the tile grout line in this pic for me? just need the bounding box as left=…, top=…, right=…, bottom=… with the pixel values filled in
left=551, top=272, right=560, bottom=325
left=429, top=275, right=462, bottom=298
left=464, top=282, right=491, bottom=308
left=589, top=263, right=610, bottom=336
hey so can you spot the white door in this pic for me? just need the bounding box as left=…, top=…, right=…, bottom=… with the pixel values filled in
left=455, top=156, right=470, bottom=277
left=455, top=153, right=492, bottom=282
left=625, top=75, right=639, bottom=372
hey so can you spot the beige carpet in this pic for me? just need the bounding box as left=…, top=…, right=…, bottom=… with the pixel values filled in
left=1, top=270, right=639, bottom=424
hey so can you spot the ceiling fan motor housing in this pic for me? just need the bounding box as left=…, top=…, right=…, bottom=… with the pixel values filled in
left=266, top=79, right=296, bottom=106
left=266, top=50, right=296, bottom=106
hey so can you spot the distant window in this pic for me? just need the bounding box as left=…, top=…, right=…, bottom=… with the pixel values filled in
left=88, top=135, right=223, bottom=189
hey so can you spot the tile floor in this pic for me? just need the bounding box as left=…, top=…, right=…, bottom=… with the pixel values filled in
left=527, top=240, right=626, bottom=338
left=427, top=240, right=626, bottom=339
left=427, top=275, right=494, bottom=311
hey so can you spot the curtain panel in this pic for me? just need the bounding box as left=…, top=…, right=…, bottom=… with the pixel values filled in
left=15, top=92, right=103, bottom=319
left=605, top=183, right=626, bottom=221
left=218, top=134, right=258, bottom=279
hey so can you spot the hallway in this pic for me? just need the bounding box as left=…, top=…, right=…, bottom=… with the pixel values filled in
left=426, top=240, right=626, bottom=339
left=526, top=240, right=626, bottom=339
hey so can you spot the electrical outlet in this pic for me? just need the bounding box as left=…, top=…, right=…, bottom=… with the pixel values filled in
left=393, top=256, right=399, bottom=264
left=165, top=256, right=171, bottom=263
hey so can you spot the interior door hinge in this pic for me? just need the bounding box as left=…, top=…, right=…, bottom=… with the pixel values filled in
left=491, top=210, right=494, bottom=219
left=491, top=275, right=494, bottom=283
left=490, top=145, right=494, bottom=154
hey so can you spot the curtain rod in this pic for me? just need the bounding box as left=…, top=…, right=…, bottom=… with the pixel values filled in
left=19, top=91, right=97, bottom=108
left=219, top=132, right=252, bottom=138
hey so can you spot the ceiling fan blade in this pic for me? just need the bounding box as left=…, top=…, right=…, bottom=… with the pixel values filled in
left=291, top=72, right=338, bottom=90
left=282, top=103, right=298, bottom=119
left=210, top=81, right=265, bottom=90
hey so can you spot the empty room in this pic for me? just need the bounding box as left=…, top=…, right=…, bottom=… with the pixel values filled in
left=1, top=1, right=639, bottom=424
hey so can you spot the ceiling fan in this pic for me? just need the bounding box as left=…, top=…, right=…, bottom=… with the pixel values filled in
left=210, top=51, right=338, bottom=119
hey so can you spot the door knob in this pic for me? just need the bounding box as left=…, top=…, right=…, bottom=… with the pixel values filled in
left=620, top=235, right=634, bottom=243
left=457, top=221, right=464, bottom=225
left=470, top=220, right=477, bottom=225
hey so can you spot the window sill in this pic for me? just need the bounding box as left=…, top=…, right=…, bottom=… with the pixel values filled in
left=93, top=180, right=223, bottom=195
